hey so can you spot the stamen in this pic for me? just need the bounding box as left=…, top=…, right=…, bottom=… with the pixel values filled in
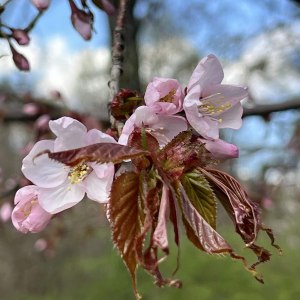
left=22, top=198, right=37, bottom=217
left=68, top=163, right=90, bottom=184
left=159, top=88, right=176, bottom=103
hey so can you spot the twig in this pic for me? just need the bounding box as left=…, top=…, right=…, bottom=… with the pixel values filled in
left=108, top=0, right=128, bottom=134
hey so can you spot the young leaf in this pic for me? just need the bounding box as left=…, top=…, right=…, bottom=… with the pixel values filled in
left=181, top=170, right=217, bottom=229
left=200, top=167, right=281, bottom=270
left=157, top=131, right=211, bottom=180
left=173, top=181, right=262, bottom=281
left=37, top=143, right=149, bottom=167
left=108, top=172, right=142, bottom=300
left=200, top=168, right=259, bottom=244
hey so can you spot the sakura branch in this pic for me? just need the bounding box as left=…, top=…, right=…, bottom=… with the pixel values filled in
left=10, top=53, right=281, bottom=300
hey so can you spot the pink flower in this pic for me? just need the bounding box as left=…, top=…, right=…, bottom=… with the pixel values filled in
left=199, top=138, right=239, bottom=160
left=69, top=0, right=93, bottom=41
left=118, top=106, right=188, bottom=147
left=31, top=0, right=50, bottom=11
left=144, top=77, right=183, bottom=115
left=183, top=54, right=248, bottom=139
left=11, top=185, right=52, bottom=233
left=0, top=202, right=12, bottom=223
left=22, top=117, right=116, bottom=214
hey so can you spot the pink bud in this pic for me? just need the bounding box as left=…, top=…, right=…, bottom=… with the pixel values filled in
left=12, top=185, right=52, bottom=233
left=69, top=0, right=93, bottom=40
left=12, top=29, right=30, bottom=46
left=199, top=138, right=239, bottom=160
left=9, top=44, right=30, bottom=71
left=31, top=0, right=51, bottom=11
left=0, top=202, right=12, bottom=223
left=23, top=103, right=39, bottom=115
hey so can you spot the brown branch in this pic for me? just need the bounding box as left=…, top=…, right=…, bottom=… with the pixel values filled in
left=243, top=98, right=300, bottom=118
left=108, top=0, right=128, bottom=134
left=108, top=0, right=128, bottom=101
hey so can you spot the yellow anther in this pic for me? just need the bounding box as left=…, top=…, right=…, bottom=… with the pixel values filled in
left=68, top=163, right=90, bottom=185
left=159, top=88, right=176, bottom=103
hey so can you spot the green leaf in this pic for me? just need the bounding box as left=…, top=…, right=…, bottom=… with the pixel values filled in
left=107, top=172, right=142, bottom=300
left=181, top=169, right=217, bottom=229
left=36, top=143, right=149, bottom=167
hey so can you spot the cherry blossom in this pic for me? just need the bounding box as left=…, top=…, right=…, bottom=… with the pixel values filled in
left=144, top=77, right=183, bottom=115
left=183, top=54, right=248, bottom=139
left=118, top=106, right=188, bottom=147
left=22, top=117, right=116, bottom=214
left=11, top=185, right=52, bottom=233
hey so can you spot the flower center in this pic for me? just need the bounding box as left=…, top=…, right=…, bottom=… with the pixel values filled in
left=159, top=88, right=176, bottom=103
left=198, top=93, right=232, bottom=116
left=68, top=163, right=90, bottom=184
left=22, top=199, right=37, bottom=217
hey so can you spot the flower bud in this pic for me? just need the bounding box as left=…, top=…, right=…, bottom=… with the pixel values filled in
left=12, top=29, right=30, bottom=46
left=31, top=0, right=51, bottom=11
left=9, top=44, right=30, bottom=71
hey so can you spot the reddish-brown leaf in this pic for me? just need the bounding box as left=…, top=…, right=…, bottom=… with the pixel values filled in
left=37, top=143, right=148, bottom=167
left=200, top=167, right=281, bottom=271
left=157, top=131, right=211, bottom=181
left=107, top=172, right=142, bottom=300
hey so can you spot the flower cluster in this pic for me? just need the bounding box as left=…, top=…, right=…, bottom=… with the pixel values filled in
left=11, top=55, right=279, bottom=300
left=11, top=54, right=246, bottom=232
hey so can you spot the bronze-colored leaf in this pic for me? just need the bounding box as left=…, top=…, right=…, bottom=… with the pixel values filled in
left=108, top=172, right=142, bottom=300
left=157, top=131, right=211, bottom=180
left=200, top=167, right=281, bottom=271
left=181, top=170, right=217, bottom=229
left=36, top=143, right=148, bottom=167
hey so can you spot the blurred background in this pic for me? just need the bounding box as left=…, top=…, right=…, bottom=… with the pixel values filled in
left=1, top=0, right=300, bottom=299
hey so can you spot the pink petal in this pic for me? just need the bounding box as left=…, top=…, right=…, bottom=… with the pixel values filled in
left=39, top=181, right=85, bottom=214
left=153, top=115, right=188, bottom=146
left=134, top=106, right=158, bottom=127
left=49, top=117, right=87, bottom=151
left=200, top=138, right=239, bottom=159
left=187, top=54, right=224, bottom=92
left=89, top=162, right=114, bottom=178
left=218, top=103, right=243, bottom=129
left=202, top=84, right=248, bottom=115
left=14, top=185, right=38, bottom=205
left=22, top=140, right=68, bottom=188
left=86, top=129, right=116, bottom=145
left=100, top=0, right=116, bottom=16
left=118, top=113, right=136, bottom=145
left=84, top=167, right=114, bottom=203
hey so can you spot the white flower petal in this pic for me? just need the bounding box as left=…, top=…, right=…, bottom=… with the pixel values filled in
left=218, top=103, right=243, bottom=129
left=187, top=54, right=224, bottom=92
left=84, top=168, right=114, bottom=203
left=38, top=181, right=85, bottom=214
left=86, top=129, right=116, bottom=145
left=89, top=162, right=114, bottom=178
left=22, top=140, right=68, bottom=188
left=49, top=117, right=87, bottom=151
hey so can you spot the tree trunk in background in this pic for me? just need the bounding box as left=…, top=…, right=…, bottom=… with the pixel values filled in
left=109, top=0, right=141, bottom=91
